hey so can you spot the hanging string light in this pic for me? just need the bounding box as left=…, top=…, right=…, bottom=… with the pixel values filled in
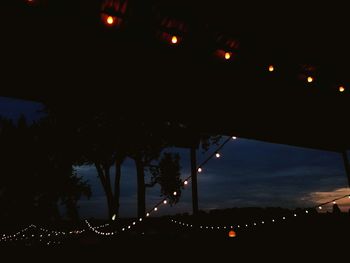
left=268, top=65, right=275, bottom=72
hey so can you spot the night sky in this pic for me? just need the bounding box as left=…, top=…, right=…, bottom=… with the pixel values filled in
left=1, top=96, right=349, bottom=219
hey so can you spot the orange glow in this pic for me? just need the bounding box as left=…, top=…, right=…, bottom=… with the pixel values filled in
left=228, top=230, right=236, bottom=238
left=268, top=65, right=274, bottom=72
left=307, top=76, right=314, bottom=83
left=224, top=52, right=231, bottom=60
left=339, top=86, right=345, bottom=93
left=171, top=36, right=178, bottom=44
left=106, top=16, right=115, bottom=25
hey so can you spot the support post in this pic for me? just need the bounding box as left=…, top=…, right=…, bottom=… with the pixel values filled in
left=191, top=146, right=199, bottom=215
left=342, top=151, right=350, bottom=188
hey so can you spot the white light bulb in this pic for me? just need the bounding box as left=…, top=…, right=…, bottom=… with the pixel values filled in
left=318, top=206, right=322, bottom=210
left=184, top=180, right=188, bottom=185
left=261, top=221, right=264, bottom=224
left=163, top=200, right=167, bottom=204
left=215, top=153, right=221, bottom=158
left=294, top=213, right=297, bottom=217
left=305, top=210, right=309, bottom=214
left=132, top=222, right=136, bottom=225
left=146, top=213, right=150, bottom=217
left=154, top=207, right=158, bottom=211
left=333, top=201, right=336, bottom=204
left=282, top=217, right=286, bottom=220
left=232, top=136, right=237, bottom=140
left=139, top=218, right=142, bottom=222
left=272, top=219, right=275, bottom=222
left=173, top=191, right=177, bottom=196
left=197, top=167, right=202, bottom=173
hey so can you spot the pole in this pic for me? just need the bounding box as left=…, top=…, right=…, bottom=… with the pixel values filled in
left=342, top=151, right=350, bottom=188
left=191, top=146, right=199, bottom=215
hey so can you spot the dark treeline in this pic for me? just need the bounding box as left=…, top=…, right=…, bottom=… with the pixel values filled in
left=0, top=104, right=219, bottom=224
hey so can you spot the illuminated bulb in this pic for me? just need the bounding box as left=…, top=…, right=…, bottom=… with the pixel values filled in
left=163, top=200, right=167, bottom=204
left=173, top=191, right=177, bottom=196
left=197, top=167, right=202, bottom=173
left=261, top=221, right=264, bottom=224
left=282, top=217, right=286, bottom=220
left=272, top=219, right=275, bottom=222
left=133, top=222, right=136, bottom=225
left=333, top=201, right=336, bottom=204
left=146, top=213, right=150, bottom=217
left=254, top=223, right=257, bottom=226
left=224, top=52, right=231, bottom=60
left=348, top=195, right=350, bottom=198
left=171, top=36, right=178, bottom=44
left=245, top=224, right=248, bottom=227
left=106, top=16, right=115, bottom=25
left=232, top=136, right=237, bottom=140
left=305, top=210, right=309, bottom=214
left=215, top=152, right=221, bottom=158
left=154, top=207, right=158, bottom=211
left=318, top=206, right=322, bottom=210
left=339, top=86, right=345, bottom=93
left=111, top=214, right=116, bottom=221
left=184, top=180, right=188, bottom=185
left=268, top=65, right=274, bottom=72
left=294, top=213, right=297, bottom=217
left=307, top=76, right=314, bottom=83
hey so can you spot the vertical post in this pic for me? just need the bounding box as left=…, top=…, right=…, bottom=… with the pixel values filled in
left=342, top=151, right=350, bottom=188
left=191, top=146, right=199, bottom=215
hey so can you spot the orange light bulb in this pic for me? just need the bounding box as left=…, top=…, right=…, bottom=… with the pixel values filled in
left=339, top=86, right=345, bottom=93
left=224, top=52, right=231, bottom=60
left=106, top=16, right=115, bottom=25
left=268, top=65, right=274, bottom=72
left=307, top=76, right=314, bottom=83
left=171, top=36, right=178, bottom=44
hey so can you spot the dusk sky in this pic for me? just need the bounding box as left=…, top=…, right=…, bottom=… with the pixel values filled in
left=1, top=96, right=349, bottom=219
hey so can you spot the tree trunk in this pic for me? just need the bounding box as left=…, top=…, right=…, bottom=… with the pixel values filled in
left=114, top=157, right=122, bottom=218
left=135, top=157, right=146, bottom=218
left=95, top=163, right=115, bottom=219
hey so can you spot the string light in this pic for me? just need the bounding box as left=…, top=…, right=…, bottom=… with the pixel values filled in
left=197, top=167, right=202, bottom=173
left=163, top=200, right=168, bottom=204
left=184, top=180, right=188, bottom=185
left=173, top=191, right=177, bottom=196
left=307, top=76, right=314, bottom=83
left=232, top=136, right=237, bottom=140
left=318, top=206, right=322, bottom=210
left=339, top=86, right=345, bottom=93
left=224, top=52, right=231, bottom=60
left=154, top=207, right=158, bottom=211
left=106, top=16, right=115, bottom=26
left=268, top=65, right=274, bottom=72
left=171, top=36, right=178, bottom=44
left=215, top=152, right=221, bottom=158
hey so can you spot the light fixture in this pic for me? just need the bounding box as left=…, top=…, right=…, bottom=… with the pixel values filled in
left=232, top=136, right=237, bottom=140
left=268, top=65, right=274, bottom=72
left=171, top=36, right=178, bottom=44
left=224, top=52, right=231, bottom=60
left=307, top=76, right=314, bottom=83
left=106, top=16, right=115, bottom=26
left=173, top=191, right=177, bottom=196
left=339, top=86, right=345, bottom=93
left=197, top=167, right=202, bottom=173
left=163, top=200, right=167, bottom=204
left=184, top=180, right=188, bottom=185
left=215, top=152, right=221, bottom=158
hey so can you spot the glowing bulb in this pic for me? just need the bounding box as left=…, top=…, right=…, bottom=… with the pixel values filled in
left=111, top=214, right=116, bottom=221
left=339, top=86, right=345, bottom=93
left=132, top=222, right=136, bottom=225
left=294, top=213, right=297, bottom=217
left=333, top=201, right=336, bottom=204
left=305, top=210, right=309, bottom=214
left=154, top=207, right=158, bottom=211
left=282, top=217, right=286, bottom=220
left=261, top=221, right=264, bottom=224
left=184, top=180, right=188, bottom=185
left=173, top=191, right=177, bottom=196
left=228, top=230, right=236, bottom=238
left=197, top=167, right=202, bottom=173
left=215, top=152, right=221, bottom=158
left=272, top=219, right=275, bottom=222
left=224, top=52, right=231, bottom=60
left=139, top=218, right=143, bottom=221
left=268, top=65, right=274, bottom=72
left=348, top=195, right=350, bottom=199
left=163, top=200, right=167, bottom=204
left=171, top=36, right=178, bottom=44
left=318, top=206, right=322, bottom=210
left=146, top=213, right=150, bottom=217
left=232, top=136, right=237, bottom=140
left=307, top=76, right=314, bottom=83
left=106, top=16, right=115, bottom=25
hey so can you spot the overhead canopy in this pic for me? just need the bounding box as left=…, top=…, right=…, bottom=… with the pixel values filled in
left=1, top=0, right=349, bottom=151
